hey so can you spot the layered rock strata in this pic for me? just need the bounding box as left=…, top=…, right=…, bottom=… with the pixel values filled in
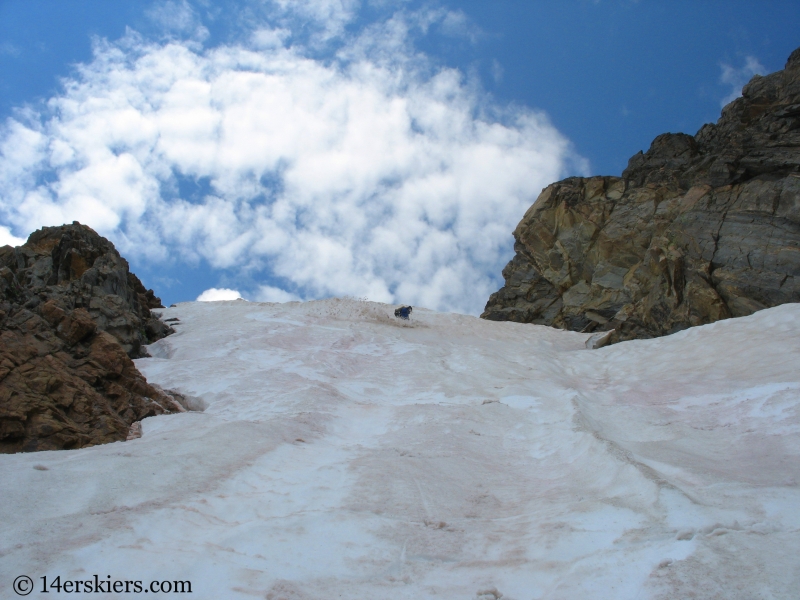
left=483, top=47, right=800, bottom=342
left=0, top=222, right=178, bottom=452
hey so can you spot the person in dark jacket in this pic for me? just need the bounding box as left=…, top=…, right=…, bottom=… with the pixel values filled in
left=394, top=305, right=412, bottom=320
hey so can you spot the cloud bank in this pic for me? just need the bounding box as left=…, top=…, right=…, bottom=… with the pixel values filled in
left=0, top=1, right=583, bottom=314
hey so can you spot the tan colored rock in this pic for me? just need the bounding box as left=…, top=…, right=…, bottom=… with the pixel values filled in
left=483, top=47, right=800, bottom=342
left=127, top=421, right=142, bottom=441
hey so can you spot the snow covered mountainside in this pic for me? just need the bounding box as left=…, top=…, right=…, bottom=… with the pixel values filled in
left=2, top=298, right=799, bottom=599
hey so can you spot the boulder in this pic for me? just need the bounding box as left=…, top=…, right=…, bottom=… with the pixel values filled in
left=483, top=47, right=800, bottom=343
left=0, top=222, right=177, bottom=453
left=585, top=329, right=615, bottom=350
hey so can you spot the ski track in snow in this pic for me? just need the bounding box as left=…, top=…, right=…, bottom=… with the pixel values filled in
left=2, top=298, right=799, bottom=599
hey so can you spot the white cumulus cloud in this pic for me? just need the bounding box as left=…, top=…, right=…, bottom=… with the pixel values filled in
left=197, top=287, right=243, bottom=301
left=0, top=225, right=26, bottom=247
left=0, top=1, right=584, bottom=314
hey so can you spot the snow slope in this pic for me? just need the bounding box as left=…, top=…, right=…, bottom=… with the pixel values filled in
left=2, top=298, right=799, bottom=599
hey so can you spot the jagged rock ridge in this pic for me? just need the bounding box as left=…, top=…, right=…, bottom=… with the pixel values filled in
left=482, top=47, right=800, bottom=341
left=0, top=222, right=180, bottom=452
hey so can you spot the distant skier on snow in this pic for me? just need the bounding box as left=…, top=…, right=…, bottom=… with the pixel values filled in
left=394, top=305, right=412, bottom=320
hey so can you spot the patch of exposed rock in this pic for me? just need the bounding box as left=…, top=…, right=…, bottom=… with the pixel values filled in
left=483, top=47, right=800, bottom=342
left=0, top=222, right=179, bottom=452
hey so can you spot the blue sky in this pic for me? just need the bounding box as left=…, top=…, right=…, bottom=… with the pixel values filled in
left=0, top=0, right=798, bottom=312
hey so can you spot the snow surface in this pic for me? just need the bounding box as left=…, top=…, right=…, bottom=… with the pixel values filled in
left=2, top=298, right=799, bottom=599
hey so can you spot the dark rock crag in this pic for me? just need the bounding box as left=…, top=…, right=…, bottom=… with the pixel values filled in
left=483, top=47, right=800, bottom=342
left=0, top=222, right=179, bottom=453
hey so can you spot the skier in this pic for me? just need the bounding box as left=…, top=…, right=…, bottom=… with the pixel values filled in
left=394, top=305, right=412, bottom=320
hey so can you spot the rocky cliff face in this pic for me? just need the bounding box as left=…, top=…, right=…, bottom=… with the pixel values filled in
left=482, top=47, right=800, bottom=342
left=0, top=222, right=180, bottom=452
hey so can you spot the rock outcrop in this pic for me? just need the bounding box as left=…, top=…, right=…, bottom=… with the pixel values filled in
left=482, top=47, right=800, bottom=342
left=0, top=222, right=179, bottom=453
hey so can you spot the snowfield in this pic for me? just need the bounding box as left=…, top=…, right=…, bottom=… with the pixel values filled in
left=2, top=298, right=799, bottom=599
